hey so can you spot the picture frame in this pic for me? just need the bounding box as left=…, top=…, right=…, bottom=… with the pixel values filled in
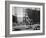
left=5, top=1, right=45, bottom=37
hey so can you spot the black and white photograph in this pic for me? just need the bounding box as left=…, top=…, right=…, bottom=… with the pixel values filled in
left=12, top=7, right=40, bottom=31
